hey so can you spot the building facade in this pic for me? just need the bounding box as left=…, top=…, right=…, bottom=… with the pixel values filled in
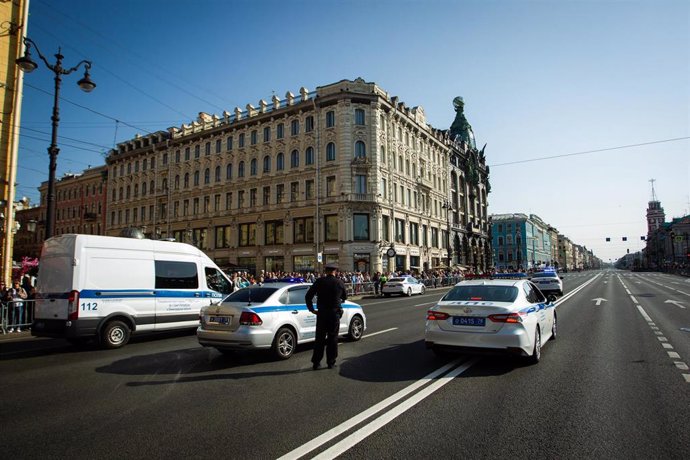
left=104, top=78, right=491, bottom=274
left=490, top=213, right=552, bottom=271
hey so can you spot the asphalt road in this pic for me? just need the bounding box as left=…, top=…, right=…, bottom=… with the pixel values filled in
left=1, top=270, right=688, bottom=459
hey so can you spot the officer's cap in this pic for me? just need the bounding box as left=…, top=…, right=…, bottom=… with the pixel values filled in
left=324, top=263, right=339, bottom=271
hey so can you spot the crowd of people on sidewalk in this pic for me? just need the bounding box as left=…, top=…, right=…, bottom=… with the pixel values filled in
left=1, top=274, right=36, bottom=333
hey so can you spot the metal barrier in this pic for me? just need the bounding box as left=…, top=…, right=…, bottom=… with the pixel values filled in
left=1, top=299, right=36, bottom=334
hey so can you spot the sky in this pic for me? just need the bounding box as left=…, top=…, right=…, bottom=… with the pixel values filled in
left=14, top=0, right=690, bottom=263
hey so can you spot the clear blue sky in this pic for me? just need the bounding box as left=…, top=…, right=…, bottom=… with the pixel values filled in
left=15, top=0, right=689, bottom=262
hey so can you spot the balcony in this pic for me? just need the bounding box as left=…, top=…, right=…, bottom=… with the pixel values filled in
left=343, top=193, right=377, bottom=202
left=416, top=176, right=433, bottom=190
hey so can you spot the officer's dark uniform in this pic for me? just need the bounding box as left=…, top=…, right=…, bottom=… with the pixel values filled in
left=305, top=265, right=347, bottom=369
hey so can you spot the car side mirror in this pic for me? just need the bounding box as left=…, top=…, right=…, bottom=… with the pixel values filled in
left=547, top=294, right=557, bottom=303
left=559, top=276, right=564, bottom=280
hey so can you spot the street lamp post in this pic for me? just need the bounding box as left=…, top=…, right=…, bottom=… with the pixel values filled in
left=16, top=38, right=96, bottom=239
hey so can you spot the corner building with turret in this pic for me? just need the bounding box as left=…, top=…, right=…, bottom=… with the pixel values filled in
left=105, top=78, right=491, bottom=274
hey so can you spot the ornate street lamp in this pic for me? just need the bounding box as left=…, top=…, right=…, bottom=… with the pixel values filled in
left=16, top=38, right=96, bottom=239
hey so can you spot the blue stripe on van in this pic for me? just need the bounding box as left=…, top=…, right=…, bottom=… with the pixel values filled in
left=39, top=289, right=224, bottom=299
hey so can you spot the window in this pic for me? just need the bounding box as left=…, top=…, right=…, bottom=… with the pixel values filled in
left=238, top=190, right=245, bottom=208
left=204, top=168, right=210, bottom=184
left=431, top=227, right=439, bottom=247
left=326, top=142, right=336, bottom=161
left=326, top=110, right=335, bottom=128
left=291, top=150, right=300, bottom=168
left=250, top=188, right=257, bottom=207
left=305, top=115, right=314, bottom=132
left=265, top=220, right=284, bottom=245
left=382, top=215, right=390, bottom=241
left=355, top=175, right=367, bottom=194
left=215, top=139, right=222, bottom=153
left=263, top=126, right=271, bottom=142
left=194, top=171, right=200, bottom=186
left=214, top=194, right=221, bottom=211
left=305, top=147, right=314, bottom=165
left=305, top=180, right=314, bottom=199
left=155, top=261, right=198, bottom=289
left=193, top=198, right=199, bottom=214
left=291, top=119, right=299, bottom=136
left=238, top=161, right=245, bottom=178
left=183, top=174, right=189, bottom=188
left=239, top=133, right=245, bottom=148
left=277, top=123, right=284, bottom=139
left=195, top=145, right=200, bottom=158
left=276, top=184, right=284, bottom=203
left=226, top=164, right=233, bottom=179
left=277, top=152, right=285, bottom=170
left=215, top=166, right=221, bottom=182
left=216, top=225, right=232, bottom=248
left=355, top=141, right=366, bottom=158
left=290, top=182, right=299, bottom=202
left=293, top=216, right=314, bottom=243
left=250, top=159, right=257, bottom=176
left=263, top=155, right=271, bottom=173
left=395, top=218, right=405, bottom=243
left=185, top=147, right=190, bottom=161
left=355, top=108, right=365, bottom=125
left=227, top=136, right=233, bottom=151
left=325, top=215, right=338, bottom=241
left=239, top=223, right=256, bottom=246
left=263, top=186, right=270, bottom=205
left=205, top=142, right=211, bottom=155
left=353, top=214, right=369, bottom=241
left=410, top=223, right=419, bottom=245
left=203, top=196, right=210, bottom=213
left=326, top=176, right=336, bottom=196
left=174, top=175, right=180, bottom=190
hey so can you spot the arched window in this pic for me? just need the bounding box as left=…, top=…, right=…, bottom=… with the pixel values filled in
left=380, top=146, right=386, bottom=164
left=162, top=178, right=168, bottom=191
left=194, top=171, right=200, bottom=186
left=142, top=182, right=147, bottom=196
left=398, top=155, right=403, bottom=172
left=226, top=164, right=233, bottom=179
left=204, top=168, right=210, bottom=184
left=277, top=152, right=285, bottom=170
left=174, top=175, right=180, bottom=190
left=305, top=147, right=314, bottom=165
left=215, top=166, right=221, bottom=182
left=355, top=141, right=366, bottom=158
left=150, top=180, right=155, bottom=193
left=326, top=143, right=336, bottom=161
left=263, top=155, right=271, bottom=173
left=250, top=159, right=257, bottom=176
left=184, top=173, right=190, bottom=188
left=290, top=149, right=299, bottom=168
left=133, top=184, right=138, bottom=197
left=238, top=161, right=245, bottom=178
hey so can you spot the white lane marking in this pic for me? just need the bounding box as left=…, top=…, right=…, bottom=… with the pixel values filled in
left=363, top=328, right=397, bottom=339
left=658, top=337, right=668, bottom=342
left=278, top=359, right=470, bottom=460
left=554, top=274, right=601, bottom=306
left=684, top=374, right=690, bottom=383
left=674, top=362, right=689, bottom=371
left=668, top=351, right=681, bottom=359
left=636, top=305, right=653, bottom=322
left=312, top=358, right=480, bottom=460
left=630, top=295, right=639, bottom=304
left=662, top=343, right=674, bottom=349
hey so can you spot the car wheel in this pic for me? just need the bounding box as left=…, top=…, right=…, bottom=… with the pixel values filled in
left=406, top=288, right=412, bottom=297
left=527, top=327, right=541, bottom=364
left=272, top=327, right=296, bottom=360
left=100, top=320, right=131, bottom=349
left=348, top=315, right=364, bottom=341
left=550, top=314, right=557, bottom=341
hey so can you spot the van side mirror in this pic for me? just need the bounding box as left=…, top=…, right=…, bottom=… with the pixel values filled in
left=547, top=294, right=557, bottom=303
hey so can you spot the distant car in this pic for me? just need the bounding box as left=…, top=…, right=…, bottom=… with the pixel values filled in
left=382, top=276, right=426, bottom=297
left=197, top=279, right=366, bottom=359
left=425, top=277, right=558, bottom=363
left=530, top=270, right=564, bottom=296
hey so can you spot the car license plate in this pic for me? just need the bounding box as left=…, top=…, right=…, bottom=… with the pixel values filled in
left=453, top=316, right=485, bottom=326
left=209, top=315, right=230, bottom=325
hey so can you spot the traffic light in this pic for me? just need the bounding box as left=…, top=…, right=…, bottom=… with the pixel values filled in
left=640, top=236, right=646, bottom=241
left=622, top=237, right=627, bottom=241
left=606, top=237, right=611, bottom=242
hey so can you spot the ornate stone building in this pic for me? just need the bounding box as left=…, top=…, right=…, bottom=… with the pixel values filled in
left=104, top=78, right=491, bottom=274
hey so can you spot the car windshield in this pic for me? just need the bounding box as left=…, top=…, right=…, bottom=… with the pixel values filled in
left=224, top=287, right=278, bottom=303
left=442, top=285, right=518, bottom=302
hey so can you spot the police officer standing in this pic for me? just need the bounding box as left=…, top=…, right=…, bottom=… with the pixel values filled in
left=305, top=264, right=347, bottom=370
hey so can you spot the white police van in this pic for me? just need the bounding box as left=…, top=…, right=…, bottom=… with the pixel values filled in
left=32, top=234, right=234, bottom=348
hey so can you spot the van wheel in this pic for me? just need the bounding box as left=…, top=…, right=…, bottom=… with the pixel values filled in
left=348, top=315, right=364, bottom=341
left=100, top=320, right=131, bottom=349
left=272, top=327, right=296, bottom=360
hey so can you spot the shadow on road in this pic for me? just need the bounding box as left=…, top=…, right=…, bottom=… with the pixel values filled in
left=95, top=339, right=526, bottom=386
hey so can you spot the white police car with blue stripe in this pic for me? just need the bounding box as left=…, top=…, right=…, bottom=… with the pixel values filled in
left=425, top=274, right=557, bottom=363
left=197, top=278, right=366, bottom=359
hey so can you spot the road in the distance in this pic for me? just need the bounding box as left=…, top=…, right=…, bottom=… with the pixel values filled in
left=1, top=270, right=687, bottom=459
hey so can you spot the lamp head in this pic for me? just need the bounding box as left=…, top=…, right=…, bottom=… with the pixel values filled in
left=77, top=67, right=96, bottom=92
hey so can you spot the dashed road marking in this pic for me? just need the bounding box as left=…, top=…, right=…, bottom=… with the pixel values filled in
left=363, top=328, right=397, bottom=339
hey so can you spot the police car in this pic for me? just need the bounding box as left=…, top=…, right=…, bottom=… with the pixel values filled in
left=425, top=274, right=557, bottom=363
left=197, top=279, right=366, bottom=359
left=530, top=269, right=564, bottom=296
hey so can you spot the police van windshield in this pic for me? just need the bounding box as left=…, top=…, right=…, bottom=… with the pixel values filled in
left=442, top=285, right=518, bottom=302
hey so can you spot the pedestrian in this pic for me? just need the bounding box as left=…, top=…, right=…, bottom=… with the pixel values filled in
left=372, top=271, right=380, bottom=296
left=379, top=272, right=388, bottom=296
left=305, top=263, right=348, bottom=370
left=6, top=280, right=28, bottom=333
